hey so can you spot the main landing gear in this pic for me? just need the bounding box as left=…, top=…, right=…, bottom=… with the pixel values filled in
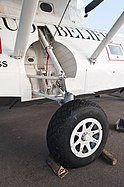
left=47, top=99, right=109, bottom=168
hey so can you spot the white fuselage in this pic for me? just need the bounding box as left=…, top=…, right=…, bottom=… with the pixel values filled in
left=0, top=0, right=124, bottom=102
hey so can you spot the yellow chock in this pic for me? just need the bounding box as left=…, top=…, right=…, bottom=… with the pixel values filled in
left=46, top=155, right=69, bottom=179
left=101, top=149, right=117, bottom=166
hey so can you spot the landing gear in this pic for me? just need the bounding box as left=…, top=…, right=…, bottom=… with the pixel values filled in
left=47, top=99, right=109, bottom=168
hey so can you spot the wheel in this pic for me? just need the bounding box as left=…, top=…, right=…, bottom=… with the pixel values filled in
left=46, top=99, right=109, bottom=168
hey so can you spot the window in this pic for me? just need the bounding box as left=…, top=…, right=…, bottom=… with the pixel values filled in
left=106, top=44, right=124, bottom=61
left=108, top=45, right=123, bottom=55
left=40, top=2, right=53, bottom=13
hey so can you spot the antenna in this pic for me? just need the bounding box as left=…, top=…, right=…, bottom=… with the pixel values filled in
left=54, top=0, right=71, bottom=37
left=85, top=0, right=104, bottom=14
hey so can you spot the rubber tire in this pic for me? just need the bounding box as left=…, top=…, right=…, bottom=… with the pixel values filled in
left=46, top=99, right=109, bottom=168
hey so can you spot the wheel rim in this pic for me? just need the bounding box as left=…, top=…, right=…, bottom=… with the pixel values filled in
left=70, top=118, right=103, bottom=158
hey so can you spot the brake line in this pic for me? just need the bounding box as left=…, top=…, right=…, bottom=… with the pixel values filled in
left=45, top=54, right=49, bottom=85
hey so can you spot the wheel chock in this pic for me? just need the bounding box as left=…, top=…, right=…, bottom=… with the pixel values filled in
left=101, top=149, right=117, bottom=166
left=116, top=118, right=124, bottom=132
left=46, top=155, right=69, bottom=178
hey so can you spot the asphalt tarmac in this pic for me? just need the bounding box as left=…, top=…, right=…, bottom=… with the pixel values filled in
left=0, top=94, right=124, bottom=187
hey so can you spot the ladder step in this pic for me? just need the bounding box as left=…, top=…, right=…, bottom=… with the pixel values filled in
left=33, top=91, right=63, bottom=102
left=28, top=74, right=61, bottom=80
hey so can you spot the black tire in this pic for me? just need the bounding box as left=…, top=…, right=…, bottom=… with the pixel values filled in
left=46, top=99, right=109, bottom=168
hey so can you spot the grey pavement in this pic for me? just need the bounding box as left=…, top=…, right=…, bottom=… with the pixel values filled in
left=0, top=94, right=124, bottom=187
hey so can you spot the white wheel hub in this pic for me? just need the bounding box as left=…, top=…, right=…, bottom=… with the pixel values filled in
left=70, top=118, right=103, bottom=158
left=82, top=133, right=90, bottom=141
